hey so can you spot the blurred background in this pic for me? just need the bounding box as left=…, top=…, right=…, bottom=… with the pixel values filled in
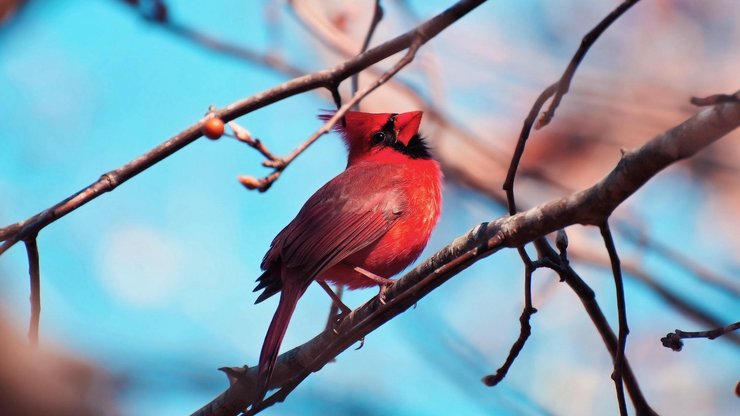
left=0, top=0, right=738, bottom=415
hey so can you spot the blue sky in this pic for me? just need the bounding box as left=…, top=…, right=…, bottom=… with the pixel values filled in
left=1, top=1, right=738, bottom=415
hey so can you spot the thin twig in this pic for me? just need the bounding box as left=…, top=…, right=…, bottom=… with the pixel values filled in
left=614, top=220, right=740, bottom=299
left=482, top=258, right=538, bottom=386
left=117, top=0, right=304, bottom=78
left=661, top=322, right=740, bottom=352
left=351, top=0, right=384, bottom=109
left=24, top=236, right=41, bottom=347
left=537, top=0, right=640, bottom=129
left=599, top=222, right=629, bottom=416
left=503, top=0, right=640, bottom=215
left=228, top=122, right=280, bottom=162
left=570, top=246, right=740, bottom=346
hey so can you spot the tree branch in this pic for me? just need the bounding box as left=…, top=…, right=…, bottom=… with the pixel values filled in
left=24, top=236, right=41, bottom=347
left=0, top=0, right=488, bottom=254
left=600, top=222, right=629, bottom=416
left=503, top=0, right=640, bottom=215
left=351, top=0, right=384, bottom=108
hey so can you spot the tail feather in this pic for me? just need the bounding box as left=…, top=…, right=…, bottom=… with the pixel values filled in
left=254, top=268, right=282, bottom=304
left=257, top=286, right=301, bottom=398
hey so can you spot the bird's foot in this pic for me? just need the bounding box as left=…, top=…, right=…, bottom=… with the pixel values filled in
left=352, top=266, right=394, bottom=305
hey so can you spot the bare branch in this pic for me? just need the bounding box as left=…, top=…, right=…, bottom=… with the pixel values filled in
left=503, top=0, right=640, bottom=215
left=570, top=244, right=740, bottom=346
left=537, top=0, right=641, bottom=129
left=351, top=0, right=384, bottom=108
left=24, top=237, right=41, bottom=347
left=482, top=259, right=537, bottom=386
left=116, top=0, right=304, bottom=77
left=661, top=322, right=740, bottom=351
left=599, top=222, right=629, bottom=416
left=0, top=0, right=487, bottom=253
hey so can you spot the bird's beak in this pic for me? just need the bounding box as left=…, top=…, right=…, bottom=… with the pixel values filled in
left=395, top=111, right=423, bottom=145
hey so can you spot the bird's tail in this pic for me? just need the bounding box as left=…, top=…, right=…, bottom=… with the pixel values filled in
left=257, top=286, right=301, bottom=399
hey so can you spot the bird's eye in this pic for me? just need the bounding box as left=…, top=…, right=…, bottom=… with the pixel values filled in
left=371, top=131, right=386, bottom=144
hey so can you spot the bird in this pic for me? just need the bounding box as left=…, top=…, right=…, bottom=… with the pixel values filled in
left=253, top=110, right=442, bottom=397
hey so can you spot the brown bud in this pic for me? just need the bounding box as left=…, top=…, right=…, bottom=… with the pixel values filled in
left=238, top=176, right=261, bottom=190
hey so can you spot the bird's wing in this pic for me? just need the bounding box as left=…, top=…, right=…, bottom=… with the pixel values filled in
left=255, top=164, right=405, bottom=301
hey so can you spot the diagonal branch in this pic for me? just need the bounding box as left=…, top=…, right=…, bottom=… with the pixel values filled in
left=0, top=0, right=488, bottom=254
left=351, top=0, right=384, bottom=107
left=536, top=0, right=641, bottom=129
left=191, top=95, right=739, bottom=416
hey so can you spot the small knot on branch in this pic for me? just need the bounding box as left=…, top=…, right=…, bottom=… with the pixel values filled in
left=100, top=173, right=120, bottom=189
left=660, top=331, right=684, bottom=352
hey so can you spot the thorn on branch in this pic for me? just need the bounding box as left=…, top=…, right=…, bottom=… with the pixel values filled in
left=218, top=366, right=250, bottom=386
left=661, top=322, right=740, bottom=352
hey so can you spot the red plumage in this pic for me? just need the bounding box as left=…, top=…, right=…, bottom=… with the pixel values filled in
left=254, top=111, right=442, bottom=397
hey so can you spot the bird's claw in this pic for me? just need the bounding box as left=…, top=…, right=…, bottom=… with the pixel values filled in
left=354, top=337, right=366, bottom=350
left=377, top=282, right=393, bottom=305
left=332, top=311, right=348, bottom=335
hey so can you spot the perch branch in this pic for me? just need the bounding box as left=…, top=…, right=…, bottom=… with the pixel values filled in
left=192, top=94, right=739, bottom=416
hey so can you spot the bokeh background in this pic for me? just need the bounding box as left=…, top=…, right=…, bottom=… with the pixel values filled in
left=1, top=0, right=738, bottom=415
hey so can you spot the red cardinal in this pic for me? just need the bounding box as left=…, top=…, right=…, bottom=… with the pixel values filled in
left=253, top=110, right=442, bottom=396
